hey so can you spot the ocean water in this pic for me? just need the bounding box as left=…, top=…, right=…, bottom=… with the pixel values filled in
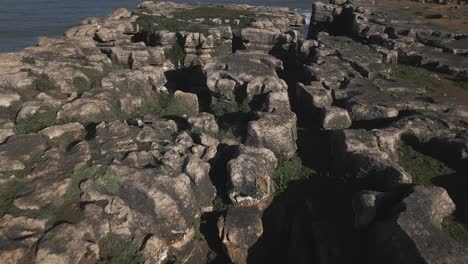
left=0, top=0, right=312, bottom=52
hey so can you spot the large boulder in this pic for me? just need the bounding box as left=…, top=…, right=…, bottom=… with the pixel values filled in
left=246, top=111, right=297, bottom=159
left=368, top=186, right=468, bottom=264
left=218, top=207, right=264, bottom=264
left=57, top=98, right=114, bottom=124
left=227, top=145, right=277, bottom=210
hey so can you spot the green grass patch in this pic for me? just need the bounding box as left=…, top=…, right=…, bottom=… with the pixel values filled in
left=94, top=168, right=120, bottom=195
left=32, top=73, right=59, bottom=92
left=98, top=233, right=143, bottom=264
left=135, top=6, right=254, bottom=35
left=0, top=179, right=30, bottom=216
left=135, top=14, right=212, bottom=34
left=64, top=165, right=120, bottom=198
left=391, top=64, right=467, bottom=91
left=173, top=6, right=255, bottom=34
left=70, top=65, right=104, bottom=89
left=273, top=157, right=317, bottom=195
left=398, top=144, right=455, bottom=186
left=442, top=215, right=468, bottom=244
left=135, top=93, right=189, bottom=117
left=15, top=107, right=58, bottom=134
left=64, top=165, right=107, bottom=200
left=21, top=56, right=35, bottom=65
left=391, top=65, right=440, bottom=90
left=172, top=6, right=253, bottom=21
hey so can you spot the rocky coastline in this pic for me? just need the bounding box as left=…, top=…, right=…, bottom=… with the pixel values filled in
left=0, top=0, right=467, bottom=263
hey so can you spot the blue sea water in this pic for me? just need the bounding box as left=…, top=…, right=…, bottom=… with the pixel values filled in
left=0, top=0, right=312, bottom=52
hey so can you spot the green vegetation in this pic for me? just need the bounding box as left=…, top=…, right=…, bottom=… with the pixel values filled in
left=135, top=6, right=254, bottom=35
left=3, top=166, right=105, bottom=222
left=64, top=165, right=107, bottom=200
left=398, top=143, right=468, bottom=242
left=15, top=107, right=58, bottom=134
left=273, top=157, right=316, bottom=195
left=214, top=100, right=253, bottom=141
left=98, top=233, right=143, bottom=264
left=212, top=195, right=229, bottom=212
left=334, top=36, right=355, bottom=43
left=165, top=43, right=186, bottom=68
left=173, top=6, right=253, bottom=21
left=111, top=56, right=131, bottom=70
left=32, top=73, right=59, bottom=92
left=21, top=56, right=35, bottom=65
left=135, top=93, right=189, bottom=117
left=442, top=215, right=468, bottom=244
left=0, top=179, right=30, bottom=216
left=73, top=76, right=91, bottom=94
left=398, top=143, right=455, bottom=186
left=64, top=165, right=120, bottom=197
left=172, top=6, right=254, bottom=34
left=135, top=14, right=211, bottom=34
left=95, top=168, right=120, bottom=195
left=70, top=65, right=104, bottom=90
left=391, top=64, right=468, bottom=92
left=229, top=100, right=251, bottom=114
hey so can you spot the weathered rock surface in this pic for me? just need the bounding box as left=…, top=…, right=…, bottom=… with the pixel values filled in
left=246, top=111, right=297, bottom=159
left=368, top=186, right=468, bottom=264
left=1, top=0, right=467, bottom=263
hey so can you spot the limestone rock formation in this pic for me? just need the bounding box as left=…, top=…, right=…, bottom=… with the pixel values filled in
left=1, top=0, right=467, bottom=263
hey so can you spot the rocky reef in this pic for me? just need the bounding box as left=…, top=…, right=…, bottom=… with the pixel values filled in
left=0, top=0, right=467, bottom=263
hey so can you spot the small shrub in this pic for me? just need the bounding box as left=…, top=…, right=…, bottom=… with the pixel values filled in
left=163, top=99, right=188, bottom=117
left=70, top=65, right=104, bottom=89
left=73, top=76, right=91, bottom=94
left=165, top=43, right=186, bottom=68
left=135, top=94, right=187, bottom=118
left=212, top=195, right=229, bottom=212
left=95, top=168, right=120, bottom=195
left=32, top=73, right=59, bottom=92
left=98, top=233, right=143, bottom=264
left=398, top=144, right=455, bottom=186
left=64, top=165, right=108, bottom=200
left=15, top=107, right=58, bottom=134
left=21, top=56, right=35, bottom=65
left=135, top=95, right=164, bottom=116
left=273, top=157, right=316, bottom=195
left=442, top=215, right=468, bottom=244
